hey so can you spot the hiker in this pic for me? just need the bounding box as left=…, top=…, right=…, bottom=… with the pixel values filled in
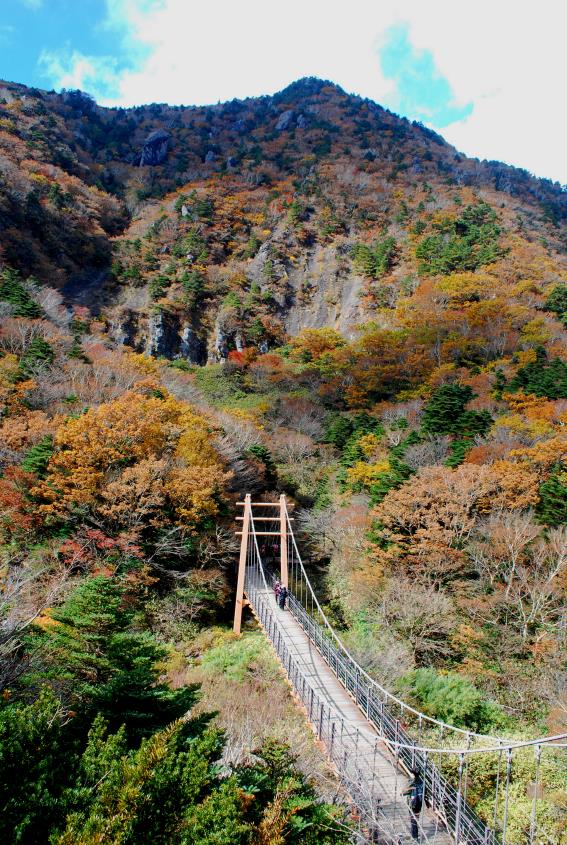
left=274, top=580, right=281, bottom=601
left=278, top=585, right=288, bottom=610
left=403, top=770, right=424, bottom=841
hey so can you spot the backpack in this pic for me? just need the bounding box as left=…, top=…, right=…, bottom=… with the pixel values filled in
left=410, top=782, right=423, bottom=812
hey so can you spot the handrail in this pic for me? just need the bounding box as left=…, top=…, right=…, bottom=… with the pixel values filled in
left=245, top=518, right=423, bottom=843
left=285, top=502, right=548, bottom=747
left=243, top=506, right=565, bottom=845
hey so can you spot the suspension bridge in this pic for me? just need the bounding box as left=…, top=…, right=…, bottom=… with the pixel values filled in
left=233, top=495, right=566, bottom=845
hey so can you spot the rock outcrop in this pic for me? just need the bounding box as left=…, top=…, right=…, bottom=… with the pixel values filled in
left=275, top=110, right=295, bottom=131
left=136, top=129, right=170, bottom=166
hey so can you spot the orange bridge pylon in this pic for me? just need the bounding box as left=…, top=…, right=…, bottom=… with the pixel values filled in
left=233, top=493, right=289, bottom=634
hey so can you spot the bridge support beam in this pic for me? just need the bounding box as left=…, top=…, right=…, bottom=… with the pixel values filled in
left=233, top=493, right=251, bottom=635
left=280, top=493, right=288, bottom=588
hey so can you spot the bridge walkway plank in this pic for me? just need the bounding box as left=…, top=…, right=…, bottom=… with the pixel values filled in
left=255, top=586, right=455, bottom=845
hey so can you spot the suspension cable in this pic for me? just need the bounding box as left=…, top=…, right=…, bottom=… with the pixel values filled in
left=283, top=501, right=567, bottom=752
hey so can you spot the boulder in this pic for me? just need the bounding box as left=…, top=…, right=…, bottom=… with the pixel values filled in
left=275, top=109, right=295, bottom=131
left=137, top=129, right=170, bottom=166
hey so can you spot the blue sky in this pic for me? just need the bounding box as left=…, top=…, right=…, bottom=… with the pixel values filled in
left=1, top=0, right=565, bottom=183
left=1, top=0, right=145, bottom=99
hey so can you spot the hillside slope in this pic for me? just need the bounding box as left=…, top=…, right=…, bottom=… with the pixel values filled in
left=1, top=77, right=565, bottom=357
left=1, top=76, right=566, bottom=844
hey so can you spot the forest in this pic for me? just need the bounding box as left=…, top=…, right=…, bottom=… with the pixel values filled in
left=0, top=76, right=566, bottom=843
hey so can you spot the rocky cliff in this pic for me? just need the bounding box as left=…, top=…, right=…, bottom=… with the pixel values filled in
left=0, top=77, right=565, bottom=362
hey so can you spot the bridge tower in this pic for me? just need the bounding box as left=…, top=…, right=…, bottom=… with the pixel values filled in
left=233, top=494, right=288, bottom=634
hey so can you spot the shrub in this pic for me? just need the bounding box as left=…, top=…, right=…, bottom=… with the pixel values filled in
left=398, top=668, right=505, bottom=732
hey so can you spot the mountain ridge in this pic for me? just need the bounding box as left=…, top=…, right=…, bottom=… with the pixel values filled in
left=1, top=75, right=566, bottom=362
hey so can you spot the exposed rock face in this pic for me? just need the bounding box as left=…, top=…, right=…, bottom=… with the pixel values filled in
left=212, top=323, right=230, bottom=362
left=109, top=304, right=208, bottom=363
left=180, top=325, right=207, bottom=364
left=110, top=311, right=137, bottom=347
left=146, top=311, right=180, bottom=357
left=275, top=110, right=295, bottom=131
left=282, top=241, right=365, bottom=338
left=137, top=129, right=170, bottom=166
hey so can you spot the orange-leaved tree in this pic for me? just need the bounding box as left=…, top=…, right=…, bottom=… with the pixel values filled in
left=32, top=383, right=229, bottom=533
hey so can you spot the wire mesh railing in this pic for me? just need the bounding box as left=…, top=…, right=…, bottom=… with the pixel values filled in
left=244, top=566, right=429, bottom=843
left=239, top=500, right=566, bottom=845
left=283, top=587, right=495, bottom=845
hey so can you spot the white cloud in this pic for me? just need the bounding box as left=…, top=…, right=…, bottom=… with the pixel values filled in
left=39, top=48, right=120, bottom=99
left=40, top=0, right=567, bottom=183
left=19, top=0, right=43, bottom=9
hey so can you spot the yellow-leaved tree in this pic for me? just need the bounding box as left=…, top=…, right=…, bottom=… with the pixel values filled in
left=33, top=382, right=229, bottom=532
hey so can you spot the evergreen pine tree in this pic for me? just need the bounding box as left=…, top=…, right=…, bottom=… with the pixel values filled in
left=21, top=436, right=54, bottom=477
left=28, top=577, right=198, bottom=740
left=422, top=383, right=474, bottom=435
left=535, top=466, right=567, bottom=527
left=545, top=284, right=567, bottom=326
left=0, top=269, right=42, bottom=318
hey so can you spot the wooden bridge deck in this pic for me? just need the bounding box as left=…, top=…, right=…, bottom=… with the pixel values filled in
left=256, top=586, right=454, bottom=844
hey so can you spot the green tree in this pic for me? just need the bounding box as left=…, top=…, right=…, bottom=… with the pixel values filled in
left=536, top=465, right=567, bottom=527
left=48, top=183, right=66, bottom=209
left=148, top=275, right=170, bottom=301
left=28, top=577, right=198, bottom=741
left=19, top=337, right=54, bottom=376
left=415, top=202, right=504, bottom=275
left=181, top=270, right=205, bottom=308
left=21, top=436, right=53, bottom=477
left=422, top=383, right=474, bottom=435
left=243, top=234, right=261, bottom=258
left=544, top=284, right=567, bottom=326
left=421, top=384, right=491, bottom=466
left=56, top=722, right=226, bottom=845
left=0, top=269, right=42, bottom=318
left=0, top=689, right=74, bottom=845
left=509, top=348, right=567, bottom=399
left=352, top=236, right=398, bottom=279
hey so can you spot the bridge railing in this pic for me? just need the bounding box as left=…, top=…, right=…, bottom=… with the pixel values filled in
left=245, top=566, right=425, bottom=843
left=239, top=501, right=566, bottom=845
left=281, top=577, right=495, bottom=845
